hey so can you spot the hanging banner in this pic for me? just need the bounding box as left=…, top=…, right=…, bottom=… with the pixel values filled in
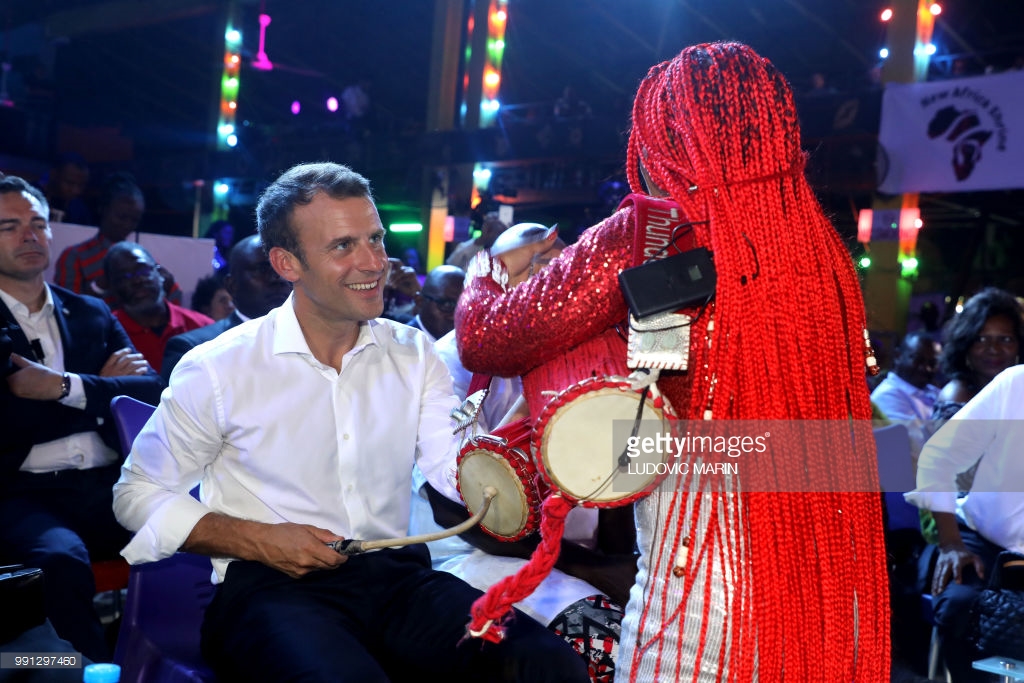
left=877, top=70, right=1024, bottom=194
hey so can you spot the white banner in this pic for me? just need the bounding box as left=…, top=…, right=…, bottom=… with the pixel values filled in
left=878, top=70, right=1024, bottom=194
left=47, top=223, right=214, bottom=309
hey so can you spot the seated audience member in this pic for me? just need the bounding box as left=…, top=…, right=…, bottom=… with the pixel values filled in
left=906, top=364, right=1024, bottom=683
left=918, top=287, right=1024, bottom=545
left=870, top=330, right=941, bottom=454
left=446, top=212, right=508, bottom=271
left=191, top=273, right=235, bottom=322
left=40, top=152, right=92, bottom=225
left=417, top=224, right=631, bottom=682
left=52, top=172, right=144, bottom=300
left=161, top=235, right=291, bottom=382
left=932, top=287, right=1023, bottom=422
left=0, top=175, right=162, bottom=662
left=112, top=162, right=589, bottom=683
left=104, top=242, right=212, bottom=374
left=408, top=264, right=465, bottom=342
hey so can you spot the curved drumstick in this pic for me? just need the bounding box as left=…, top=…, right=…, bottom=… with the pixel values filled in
left=327, top=486, right=498, bottom=556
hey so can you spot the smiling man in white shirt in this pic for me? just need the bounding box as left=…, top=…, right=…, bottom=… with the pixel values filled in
left=113, top=162, right=589, bottom=683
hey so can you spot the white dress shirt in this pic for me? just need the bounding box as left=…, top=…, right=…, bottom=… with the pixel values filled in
left=0, top=285, right=115, bottom=472
left=905, top=364, right=1024, bottom=553
left=113, top=295, right=463, bottom=582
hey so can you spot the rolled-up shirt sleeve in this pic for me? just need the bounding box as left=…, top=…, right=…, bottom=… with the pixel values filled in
left=113, top=356, right=224, bottom=564
left=904, top=396, right=999, bottom=514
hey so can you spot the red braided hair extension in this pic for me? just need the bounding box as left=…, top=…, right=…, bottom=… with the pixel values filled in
left=626, top=42, right=889, bottom=681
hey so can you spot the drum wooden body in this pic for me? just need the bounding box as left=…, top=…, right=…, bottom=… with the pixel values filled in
left=457, top=418, right=545, bottom=541
left=534, top=376, right=672, bottom=508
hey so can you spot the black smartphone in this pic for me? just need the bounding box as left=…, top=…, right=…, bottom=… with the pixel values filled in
left=618, top=247, right=716, bottom=320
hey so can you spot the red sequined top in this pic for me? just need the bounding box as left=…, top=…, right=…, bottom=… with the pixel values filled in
left=456, top=204, right=692, bottom=417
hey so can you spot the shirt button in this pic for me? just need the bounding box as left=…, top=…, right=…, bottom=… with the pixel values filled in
left=73, top=453, right=85, bottom=464
left=346, top=484, right=354, bottom=492
left=343, top=434, right=350, bottom=440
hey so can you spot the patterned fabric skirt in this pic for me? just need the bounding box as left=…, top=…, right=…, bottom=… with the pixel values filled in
left=549, top=594, right=624, bottom=683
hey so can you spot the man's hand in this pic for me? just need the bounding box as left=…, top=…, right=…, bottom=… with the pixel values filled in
left=250, top=522, right=348, bottom=578
left=6, top=353, right=64, bottom=400
left=100, top=347, right=151, bottom=377
left=385, top=258, right=420, bottom=298
left=932, top=544, right=986, bottom=596
left=185, top=513, right=348, bottom=578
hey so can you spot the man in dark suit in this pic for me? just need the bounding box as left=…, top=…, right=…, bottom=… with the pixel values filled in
left=0, top=175, right=163, bottom=661
left=161, top=235, right=291, bottom=382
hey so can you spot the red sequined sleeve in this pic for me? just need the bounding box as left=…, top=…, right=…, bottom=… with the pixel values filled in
left=455, top=206, right=636, bottom=378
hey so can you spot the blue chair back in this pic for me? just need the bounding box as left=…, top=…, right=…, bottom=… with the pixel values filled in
left=873, top=423, right=920, bottom=532
left=112, top=553, right=217, bottom=682
left=110, top=395, right=157, bottom=458
left=109, top=395, right=217, bottom=682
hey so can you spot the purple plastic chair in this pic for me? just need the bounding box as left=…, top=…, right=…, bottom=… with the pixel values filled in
left=112, top=553, right=217, bottom=682
left=109, top=396, right=218, bottom=682
left=872, top=423, right=919, bottom=531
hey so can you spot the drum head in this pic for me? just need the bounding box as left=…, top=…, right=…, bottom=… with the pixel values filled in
left=538, top=385, right=669, bottom=507
left=458, top=446, right=535, bottom=541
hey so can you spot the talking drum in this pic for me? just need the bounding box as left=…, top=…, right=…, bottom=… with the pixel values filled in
left=456, top=417, right=546, bottom=542
left=534, top=376, right=673, bottom=508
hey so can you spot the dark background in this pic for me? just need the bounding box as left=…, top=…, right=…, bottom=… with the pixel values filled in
left=1, top=0, right=1022, bottom=296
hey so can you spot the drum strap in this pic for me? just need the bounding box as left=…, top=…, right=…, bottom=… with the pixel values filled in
left=617, top=193, right=696, bottom=267
left=616, top=193, right=697, bottom=372
left=467, top=373, right=492, bottom=397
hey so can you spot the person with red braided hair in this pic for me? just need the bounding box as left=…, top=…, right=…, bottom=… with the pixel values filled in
left=455, top=42, right=890, bottom=681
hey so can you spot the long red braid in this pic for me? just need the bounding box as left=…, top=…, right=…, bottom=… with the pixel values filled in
left=626, top=43, right=889, bottom=681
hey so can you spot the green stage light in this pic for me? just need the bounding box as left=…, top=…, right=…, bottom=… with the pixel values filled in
left=389, top=223, right=423, bottom=233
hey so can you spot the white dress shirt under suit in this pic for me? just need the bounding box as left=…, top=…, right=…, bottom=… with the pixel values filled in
left=0, top=285, right=116, bottom=472
left=113, top=295, right=463, bottom=582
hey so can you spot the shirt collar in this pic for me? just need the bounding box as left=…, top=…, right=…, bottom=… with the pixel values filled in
left=0, top=283, right=55, bottom=318
left=272, top=294, right=382, bottom=358
left=164, top=300, right=186, bottom=327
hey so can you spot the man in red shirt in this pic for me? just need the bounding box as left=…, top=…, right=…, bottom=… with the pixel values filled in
left=105, top=241, right=212, bottom=373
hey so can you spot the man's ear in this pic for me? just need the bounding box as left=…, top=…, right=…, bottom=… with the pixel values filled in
left=268, top=246, right=301, bottom=284
left=223, top=273, right=237, bottom=297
